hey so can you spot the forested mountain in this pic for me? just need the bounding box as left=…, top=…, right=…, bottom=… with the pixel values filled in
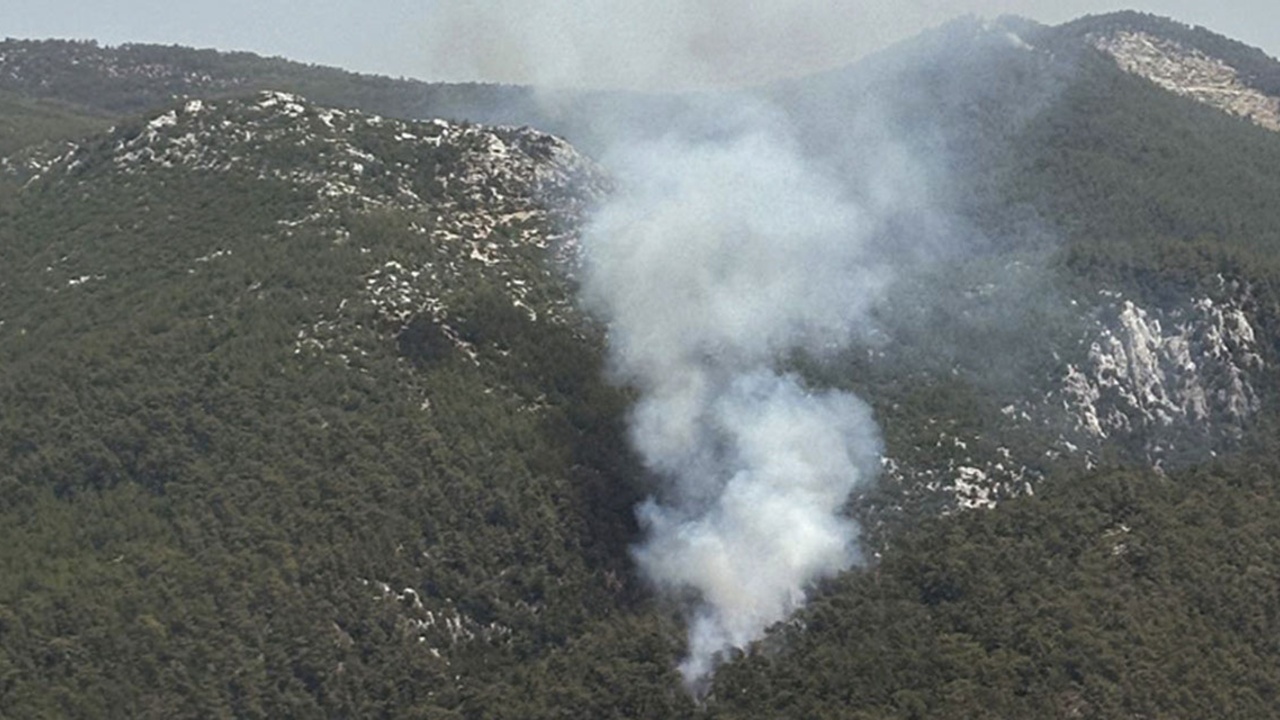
left=0, top=38, right=540, bottom=127
left=3, top=11, right=1280, bottom=718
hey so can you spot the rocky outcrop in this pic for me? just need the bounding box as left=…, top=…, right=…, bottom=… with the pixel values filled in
left=876, top=287, right=1265, bottom=516
left=1060, top=293, right=1262, bottom=441
left=1090, top=31, right=1280, bottom=131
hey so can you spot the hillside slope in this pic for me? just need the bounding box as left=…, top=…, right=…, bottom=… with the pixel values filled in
left=0, top=91, right=703, bottom=717
left=761, top=15, right=1280, bottom=522
left=3, top=11, right=1280, bottom=717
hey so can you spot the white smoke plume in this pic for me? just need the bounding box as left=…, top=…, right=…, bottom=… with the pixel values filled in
left=425, top=0, right=951, bottom=691
left=580, top=113, right=890, bottom=686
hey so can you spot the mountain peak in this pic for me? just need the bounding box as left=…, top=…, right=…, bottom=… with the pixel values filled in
left=1057, top=11, right=1280, bottom=131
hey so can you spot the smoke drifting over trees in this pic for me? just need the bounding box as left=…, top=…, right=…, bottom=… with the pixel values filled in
left=430, top=1, right=979, bottom=687
left=581, top=122, right=891, bottom=684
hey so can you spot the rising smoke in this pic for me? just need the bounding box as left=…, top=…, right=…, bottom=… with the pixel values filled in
left=579, top=99, right=893, bottom=686
left=429, top=1, right=960, bottom=690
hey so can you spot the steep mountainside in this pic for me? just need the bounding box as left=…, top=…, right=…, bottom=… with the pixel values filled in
left=3, top=11, right=1280, bottom=718
left=0, top=91, right=691, bottom=717
left=764, top=15, right=1280, bottom=520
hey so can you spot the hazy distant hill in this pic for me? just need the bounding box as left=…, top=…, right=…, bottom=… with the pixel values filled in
left=2, top=11, right=1280, bottom=717
left=0, top=38, right=545, bottom=131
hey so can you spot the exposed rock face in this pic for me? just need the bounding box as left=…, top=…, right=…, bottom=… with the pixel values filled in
left=876, top=288, right=1265, bottom=516
left=1090, top=31, right=1280, bottom=131
left=1060, top=294, right=1262, bottom=442
left=33, top=91, right=604, bottom=234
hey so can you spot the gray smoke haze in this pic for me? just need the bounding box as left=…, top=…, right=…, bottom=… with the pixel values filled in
left=15, top=2, right=1280, bottom=86
left=419, top=1, right=1278, bottom=92
left=431, top=1, right=973, bottom=690
left=424, top=0, right=906, bottom=90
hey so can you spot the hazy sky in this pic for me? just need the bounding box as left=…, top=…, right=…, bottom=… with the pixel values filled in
left=4, top=1, right=1276, bottom=88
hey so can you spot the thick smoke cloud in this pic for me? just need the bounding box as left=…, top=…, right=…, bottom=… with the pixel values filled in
left=632, top=373, right=880, bottom=683
left=580, top=118, right=890, bottom=685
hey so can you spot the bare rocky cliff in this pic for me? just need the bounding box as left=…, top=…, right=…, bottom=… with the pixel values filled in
left=1090, top=30, right=1280, bottom=132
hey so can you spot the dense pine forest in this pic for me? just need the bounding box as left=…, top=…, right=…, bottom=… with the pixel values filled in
left=2, top=11, right=1280, bottom=718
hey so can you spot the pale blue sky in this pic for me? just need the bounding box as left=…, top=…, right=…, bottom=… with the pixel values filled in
left=3, top=1, right=1276, bottom=88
